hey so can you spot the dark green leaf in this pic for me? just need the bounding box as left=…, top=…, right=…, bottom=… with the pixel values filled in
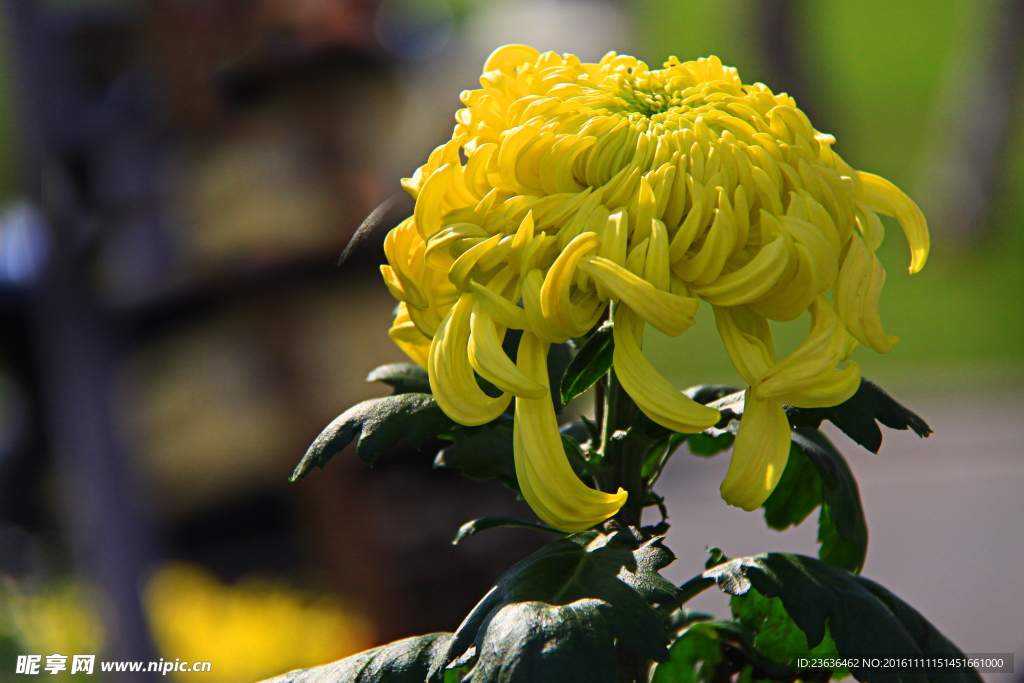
left=762, top=442, right=820, bottom=531
left=786, top=378, right=932, bottom=453
left=702, top=553, right=981, bottom=683
left=463, top=601, right=619, bottom=683
left=560, top=321, right=614, bottom=404
left=445, top=530, right=682, bottom=682
left=261, top=632, right=452, bottom=683
left=854, top=576, right=983, bottom=683
left=762, top=430, right=868, bottom=573
left=685, top=432, right=734, bottom=457
left=434, top=419, right=518, bottom=492
left=793, top=430, right=867, bottom=573
left=293, top=394, right=454, bottom=478
left=366, top=363, right=431, bottom=394
left=453, top=516, right=564, bottom=545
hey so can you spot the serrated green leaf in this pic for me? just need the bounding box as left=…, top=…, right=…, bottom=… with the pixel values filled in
left=434, top=419, right=518, bottom=492
left=261, top=632, right=452, bottom=683
left=293, top=394, right=454, bottom=478
left=452, top=516, right=564, bottom=545
left=366, top=363, right=431, bottom=394
left=445, top=530, right=682, bottom=682
left=560, top=321, right=614, bottom=404
left=786, top=377, right=932, bottom=453
left=701, top=553, right=982, bottom=683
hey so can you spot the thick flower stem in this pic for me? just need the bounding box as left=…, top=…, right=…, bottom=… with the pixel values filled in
left=599, top=354, right=650, bottom=682
left=604, top=369, right=644, bottom=530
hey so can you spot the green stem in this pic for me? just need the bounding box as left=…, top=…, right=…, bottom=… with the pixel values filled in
left=598, top=310, right=651, bottom=682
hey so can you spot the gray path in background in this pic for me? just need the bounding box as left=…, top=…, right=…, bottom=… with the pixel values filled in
left=656, top=391, right=1024, bottom=682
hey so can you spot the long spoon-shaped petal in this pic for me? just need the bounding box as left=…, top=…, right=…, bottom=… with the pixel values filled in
left=513, top=331, right=626, bottom=532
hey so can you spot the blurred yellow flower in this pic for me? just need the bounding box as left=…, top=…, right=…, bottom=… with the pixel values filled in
left=383, top=45, right=928, bottom=527
left=144, top=563, right=374, bottom=683
left=2, top=578, right=105, bottom=662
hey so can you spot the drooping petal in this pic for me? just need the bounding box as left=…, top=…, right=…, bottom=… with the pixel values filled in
left=428, top=294, right=511, bottom=425
left=754, top=296, right=849, bottom=399
left=580, top=257, right=698, bottom=336
left=713, top=305, right=775, bottom=387
left=469, top=304, right=548, bottom=399
left=612, top=306, right=721, bottom=433
left=857, top=171, right=929, bottom=273
left=833, top=234, right=898, bottom=353
left=540, top=232, right=605, bottom=338
left=513, top=331, right=626, bottom=532
left=720, top=390, right=790, bottom=511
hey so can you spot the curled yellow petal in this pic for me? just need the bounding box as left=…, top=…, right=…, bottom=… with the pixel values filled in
left=612, top=306, right=720, bottom=433
left=690, top=233, right=788, bottom=306
left=720, top=391, right=790, bottom=511
left=833, top=234, right=898, bottom=353
left=484, top=44, right=541, bottom=73
left=857, top=171, right=929, bottom=273
left=469, top=277, right=527, bottom=330
left=428, top=294, right=511, bottom=425
left=713, top=305, right=775, bottom=386
left=754, top=296, right=852, bottom=399
left=389, top=302, right=431, bottom=370
left=414, top=163, right=455, bottom=239
left=513, top=331, right=626, bottom=532
left=580, top=257, right=698, bottom=337
left=540, top=232, right=605, bottom=338
left=469, top=305, right=548, bottom=399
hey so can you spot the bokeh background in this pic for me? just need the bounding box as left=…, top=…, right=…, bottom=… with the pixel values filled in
left=0, top=0, right=1021, bottom=681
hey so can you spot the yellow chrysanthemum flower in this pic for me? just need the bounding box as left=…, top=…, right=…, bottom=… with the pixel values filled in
left=382, top=45, right=928, bottom=530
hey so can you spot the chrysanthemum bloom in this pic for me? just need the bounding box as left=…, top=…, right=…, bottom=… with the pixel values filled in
left=382, top=45, right=928, bottom=532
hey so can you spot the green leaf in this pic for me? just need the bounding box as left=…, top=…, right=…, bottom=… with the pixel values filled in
left=702, top=553, right=982, bottom=683
left=434, top=419, right=518, bottom=492
left=560, top=321, right=614, bottom=404
left=650, top=622, right=723, bottom=683
left=293, top=394, right=454, bottom=478
left=261, top=632, right=452, bottom=683
left=763, top=429, right=868, bottom=573
left=452, top=516, right=564, bottom=545
left=685, top=432, right=734, bottom=457
left=786, top=377, right=932, bottom=453
left=762, top=441, right=820, bottom=531
left=730, top=588, right=848, bottom=678
left=366, top=363, right=431, bottom=394
left=445, top=530, right=682, bottom=682
left=651, top=620, right=795, bottom=683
